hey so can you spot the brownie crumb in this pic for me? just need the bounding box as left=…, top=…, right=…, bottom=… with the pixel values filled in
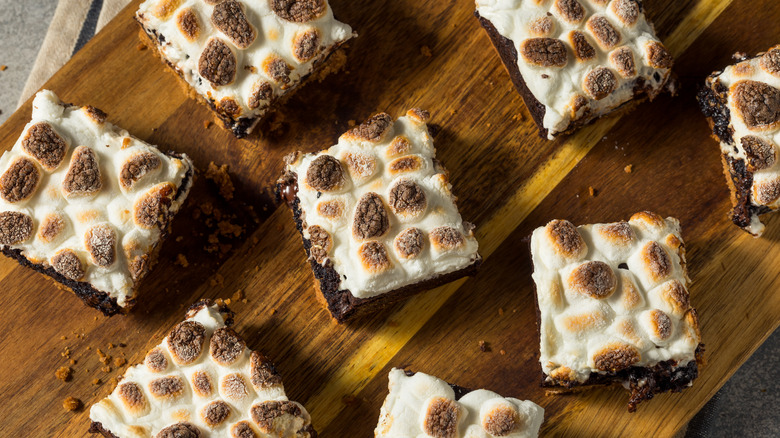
left=206, top=162, right=235, bottom=201
left=204, top=120, right=212, bottom=129
left=137, top=42, right=147, bottom=51
left=62, top=397, right=81, bottom=411
left=0, top=65, right=7, bottom=71
left=55, top=366, right=72, bottom=382
left=588, top=186, right=597, bottom=197
left=421, top=45, right=432, bottom=57
left=175, top=254, right=189, bottom=268
left=499, top=349, right=506, bottom=356
left=624, top=164, right=633, bottom=173
left=479, top=340, right=491, bottom=352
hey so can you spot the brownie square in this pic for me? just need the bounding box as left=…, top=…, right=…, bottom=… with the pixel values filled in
left=276, top=109, right=482, bottom=322
left=135, top=0, right=355, bottom=138
left=475, top=0, right=676, bottom=139
left=375, top=368, right=544, bottom=437
left=89, top=300, right=317, bottom=438
left=529, top=212, right=703, bottom=412
left=697, top=45, right=780, bottom=236
left=0, top=90, right=194, bottom=315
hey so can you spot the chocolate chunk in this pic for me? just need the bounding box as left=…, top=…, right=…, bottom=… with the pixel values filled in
left=145, top=348, right=168, bottom=372
left=482, top=405, right=520, bottom=436
left=263, top=56, right=292, bottom=85
left=21, top=122, right=68, bottom=170
left=394, top=227, right=424, bottom=259
left=546, top=219, right=586, bottom=258
left=587, top=16, right=621, bottom=49
left=202, top=401, right=231, bottom=426
left=649, top=309, right=672, bottom=341
left=168, top=320, right=206, bottom=364
left=231, top=421, right=258, bottom=438
left=348, top=113, right=393, bottom=142
left=84, top=105, right=108, bottom=124
left=520, top=38, right=567, bottom=67
left=52, top=249, right=85, bottom=281
left=741, top=135, right=776, bottom=171
left=250, top=401, right=305, bottom=434
left=358, top=241, right=391, bottom=273
left=150, top=376, right=184, bottom=399
left=610, top=47, right=636, bottom=78
left=611, top=0, right=640, bottom=25
left=569, top=261, right=617, bottom=299
left=593, top=343, right=640, bottom=372
left=192, top=371, right=213, bottom=396
left=754, top=179, right=780, bottom=205
left=388, top=179, right=427, bottom=217
left=1, top=157, right=40, bottom=203
left=430, top=226, right=465, bottom=251
left=212, top=1, right=256, bottom=49
left=135, top=183, right=176, bottom=229
left=642, top=241, right=672, bottom=283
left=389, top=155, right=422, bottom=174
left=0, top=211, right=33, bottom=245
left=156, top=423, right=201, bottom=438
left=293, top=29, right=320, bottom=62
left=529, top=16, right=554, bottom=37
left=353, top=192, right=389, bottom=239
left=39, top=213, right=65, bottom=243
left=422, top=397, right=460, bottom=438
left=120, top=152, right=162, bottom=190
left=199, top=39, right=237, bottom=87
left=555, top=0, right=584, bottom=23
left=270, top=0, right=325, bottom=23
left=760, top=46, right=780, bottom=76
left=177, top=8, right=200, bottom=41
left=646, top=41, right=673, bottom=69
left=63, top=146, right=102, bottom=197
left=732, top=80, right=780, bottom=130
left=250, top=351, right=283, bottom=389
left=85, top=224, right=116, bottom=268
left=584, top=67, right=617, bottom=100
left=570, top=31, right=595, bottom=61
left=344, top=152, right=377, bottom=180
left=248, top=82, right=273, bottom=110
left=221, top=373, right=248, bottom=400
left=118, top=382, right=147, bottom=412
left=305, top=155, right=344, bottom=192
left=209, top=326, right=246, bottom=365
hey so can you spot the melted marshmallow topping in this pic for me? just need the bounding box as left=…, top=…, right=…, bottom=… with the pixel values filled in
left=89, top=302, right=314, bottom=437
left=136, top=0, right=354, bottom=132
left=375, top=368, right=544, bottom=438
left=476, top=0, right=673, bottom=139
left=284, top=109, right=480, bottom=299
left=706, top=45, right=780, bottom=236
left=530, top=212, right=701, bottom=383
left=0, top=90, right=193, bottom=309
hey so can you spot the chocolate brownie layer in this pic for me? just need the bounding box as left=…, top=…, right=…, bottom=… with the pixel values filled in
left=276, top=176, right=482, bottom=322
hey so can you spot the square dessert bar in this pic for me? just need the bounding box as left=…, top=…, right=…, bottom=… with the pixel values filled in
left=89, top=300, right=317, bottom=438
left=136, top=0, right=355, bottom=138
left=0, top=90, right=193, bottom=315
left=375, top=368, right=544, bottom=437
left=475, top=0, right=676, bottom=139
left=698, top=45, right=780, bottom=236
left=530, top=212, right=703, bottom=411
left=276, top=109, right=482, bottom=322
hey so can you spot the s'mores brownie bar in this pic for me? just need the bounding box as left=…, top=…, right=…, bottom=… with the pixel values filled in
left=698, top=46, right=780, bottom=236
left=136, top=0, right=355, bottom=138
left=276, top=109, right=481, bottom=322
left=530, top=212, right=703, bottom=411
left=0, top=90, right=193, bottom=315
left=475, top=0, right=675, bottom=139
left=89, top=300, right=316, bottom=438
left=375, top=369, right=544, bottom=438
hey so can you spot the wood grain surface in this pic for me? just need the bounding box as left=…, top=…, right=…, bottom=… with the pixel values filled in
left=0, top=0, right=778, bottom=436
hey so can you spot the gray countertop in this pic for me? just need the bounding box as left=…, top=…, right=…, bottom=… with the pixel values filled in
left=0, top=1, right=776, bottom=436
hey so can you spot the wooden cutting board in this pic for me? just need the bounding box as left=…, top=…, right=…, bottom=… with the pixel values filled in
left=0, top=0, right=778, bottom=436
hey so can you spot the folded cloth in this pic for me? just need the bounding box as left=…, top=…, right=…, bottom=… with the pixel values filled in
left=18, top=0, right=130, bottom=107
